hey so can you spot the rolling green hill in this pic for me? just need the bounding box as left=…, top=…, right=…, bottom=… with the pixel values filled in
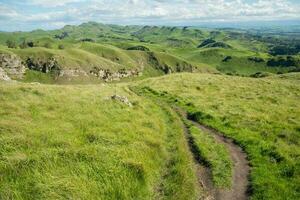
left=0, top=22, right=299, bottom=83
left=1, top=72, right=299, bottom=199
left=0, top=22, right=300, bottom=200
left=134, top=72, right=300, bottom=200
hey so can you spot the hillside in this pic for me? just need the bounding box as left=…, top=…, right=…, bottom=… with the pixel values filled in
left=1, top=73, right=299, bottom=199
left=0, top=81, right=199, bottom=199
left=134, top=72, right=300, bottom=200
left=0, top=22, right=300, bottom=200
left=0, top=22, right=299, bottom=83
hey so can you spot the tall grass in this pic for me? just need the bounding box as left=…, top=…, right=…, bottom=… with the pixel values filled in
left=136, top=72, right=300, bottom=200
left=0, top=82, right=199, bottom=199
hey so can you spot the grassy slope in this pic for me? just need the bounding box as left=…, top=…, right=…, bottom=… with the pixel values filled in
left=136, top=72, right=300, bottom=200
left=2, top=23, right=298, bottom=79
left=132, top=86, right=233, bottom=189
left=188, top=125, right=232, bottom=188
left=0, top=82, right=199, bottom=200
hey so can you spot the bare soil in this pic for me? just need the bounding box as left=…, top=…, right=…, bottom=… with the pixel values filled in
left=176, top=108, right=250, bottom=200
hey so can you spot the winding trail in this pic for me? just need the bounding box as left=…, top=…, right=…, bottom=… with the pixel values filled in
left=176, top=108, right=250, bottom=200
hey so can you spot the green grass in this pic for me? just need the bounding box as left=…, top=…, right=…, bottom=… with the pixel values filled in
left=131, top=85, right=233, bottom=189
left=1, top=22, right=299, bottom=82
left=135, top=72, right=300, bottom=200
left=1, top=22, right=300, bottom=199
left=0, top=82, right=199, bottom=199
left=21, top=70, right=56, bottom=84
left=188, top=124, right=232, bottom=188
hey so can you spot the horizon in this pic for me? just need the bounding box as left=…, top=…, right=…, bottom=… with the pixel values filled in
left=1, top=19, right=300, bottom=33
left=1, top=0, right=300, bottom=32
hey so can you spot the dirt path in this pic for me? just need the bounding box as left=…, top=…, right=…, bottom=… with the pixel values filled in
left=176, top=108, right=250, bottom=200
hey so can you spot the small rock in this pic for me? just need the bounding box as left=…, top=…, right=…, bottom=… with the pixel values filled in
left=111, top=95, right=132, bottom=107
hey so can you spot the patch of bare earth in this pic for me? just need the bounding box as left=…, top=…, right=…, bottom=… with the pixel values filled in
left=176, top=108, right=250, bottom=200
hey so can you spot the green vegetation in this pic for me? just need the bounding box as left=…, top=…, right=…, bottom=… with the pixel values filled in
left=1, top=22, right=300, bottom=199
left=135, top=72, right=300, bottom=200
left=188, top=124, right=232, bottom=188
left=0, top=82, right=199, bottom=199
left=132, top=85, right=233, bottom=189
left=0, top=22, right=299, bottom=83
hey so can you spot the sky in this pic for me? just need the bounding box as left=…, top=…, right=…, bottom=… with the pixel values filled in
left=0, top=0, right=300, bottom=31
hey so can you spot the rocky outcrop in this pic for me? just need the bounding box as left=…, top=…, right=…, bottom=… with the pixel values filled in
left=0, top=67, right=11, bottom=81
left=111, top=95, right=132, bottom=107
left=0, top=54, right=26, bottom=79
left=59, top=69, right=88, bottom=77
left=26, top=57, right=60, bottom=73
left=90, top=67, right=142, bottom=82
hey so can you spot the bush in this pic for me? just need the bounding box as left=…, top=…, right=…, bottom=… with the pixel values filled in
left=54, top=32, right=69, bottom=40
left=19, top=40, right=28, bottom=49
left=248, top=57, right=265, bottom=63
left=197, top=38, right=216, bottom=48
left=187, top=111, right=213, bottom=122
left=250, top=72, right=271, bottom=78
left=222, top=56, right=232, bottom=62
left=58, top=44, right=65, bottom=49
left=127, top=45, right=150, bottom=51
left=6, top=40, right=17, bottom=48
left=27, top=41, right=34, bottom=48
left=19, top=40, right=35, bottom=49
left=44, top=43, right=52, bottom=49
left=267, top=56, right=298, bottom=67
left=80, top=38, right=95, bottom=42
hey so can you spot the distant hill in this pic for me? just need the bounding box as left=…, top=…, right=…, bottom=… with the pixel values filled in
left=0, top=22, right=299, bottom=83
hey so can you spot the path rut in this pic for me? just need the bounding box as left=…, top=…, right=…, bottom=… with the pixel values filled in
left=177, top=108, right=250, bottom=200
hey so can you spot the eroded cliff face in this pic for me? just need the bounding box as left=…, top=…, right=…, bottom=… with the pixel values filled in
left=0, top=53, right=143, bottom=82
left=0, top=54, right=26, bottom=80
left=26, top=57, right=61, bottom=73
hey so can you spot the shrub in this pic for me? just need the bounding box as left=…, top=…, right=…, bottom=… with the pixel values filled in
left=127, top=45, right=150, bottom=51
left=58, top=44, right=65, bottom=49
left=6, top=40, right=17, bottom=48
left=19, top=40, right=35, bottom=48
left=187, top=111, right=213, bottom=122
left=44, top=43, right=52, bottom=49
left=19, top=40, right=28, bottom=49
left=222, top=56, right=232, bottom=62
left=54, top=31, right=69, bottom=40
left=250, top=72, right=271, bottom=78
left=27, top=41, right=34, bottom=48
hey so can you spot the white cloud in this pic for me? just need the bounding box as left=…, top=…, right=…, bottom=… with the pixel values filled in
left=0, top=4, right=19, bottom=19
left=81, top=0, right=300, bottom=21
left=0, top=0, right=300, bottom=31
left=29, top=0, right=83, bottom=7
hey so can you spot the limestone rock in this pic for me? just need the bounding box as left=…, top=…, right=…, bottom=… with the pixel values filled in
left=90, top=67, right=142, bottom=82
left=26, top=57, right=60, bottom=73
left=0, top=67, right=11, bottom=81
left=111, top=95, right=132, bottom=107
left=0, top=54, right=26, bottom=79
left=59, top=69, right=88, bottom=77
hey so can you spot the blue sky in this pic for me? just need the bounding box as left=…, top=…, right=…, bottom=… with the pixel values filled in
left=0, top=0, right=300, bottom=31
